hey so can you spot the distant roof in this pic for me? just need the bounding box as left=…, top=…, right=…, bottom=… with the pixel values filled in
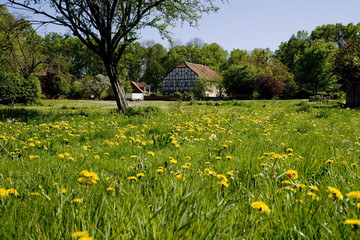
left=131, top=81, right=144, bottom=93
left=176, top=62, right=219, bottom=80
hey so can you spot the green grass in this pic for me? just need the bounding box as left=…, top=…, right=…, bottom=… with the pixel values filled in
left=0, top=100, right=360, bottom=239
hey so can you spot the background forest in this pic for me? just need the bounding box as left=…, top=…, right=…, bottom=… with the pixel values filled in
left=1, top=5, right=360, bottom=103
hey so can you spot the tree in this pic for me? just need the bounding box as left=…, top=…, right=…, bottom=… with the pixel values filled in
left=141, top=43, right=167, bottom=92
left=195, top=43, right=228, bottom=72
left=223, top=64, right=262, bottom=97
left=310, top=23, right=360, bottom=48
left=0, top=5, right=42, bottom=104
left=0, top=5, right=44, bottom=79
left=227, top=49, right=249, bottom=67
left=332, top=38, right=360, bottom=90
left=6, top=0, right=224, bottom=113
left=85, top=74, right=111, bottom=100
left=276, top=31, right=309, bottom=73
left=294, top=39, right=336, bottom=94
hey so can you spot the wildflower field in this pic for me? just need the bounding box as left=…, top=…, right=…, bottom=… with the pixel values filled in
left=1, top=100, right=360, bottom=239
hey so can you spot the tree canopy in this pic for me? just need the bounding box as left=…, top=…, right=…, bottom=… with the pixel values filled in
left=5, top=0, right=225, bottom=112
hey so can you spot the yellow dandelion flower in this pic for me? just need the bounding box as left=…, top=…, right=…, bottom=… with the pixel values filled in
left=107, top=187, right=114, bottom=191
left=127, top=176, right=137, bottom=181
left=351, top=163, right=358, bottom=168
left=326, top=160, right=334, bottom=165
left=226, top=171, right=234, bottom=176
left=80, top=170, right=91, bottom=177
left=71, top=231, right=89, bottom=239
left=281, top=180, right=292, bottom=185
left=296, top=184, right=306, bottom=190
left=77, top=177, right=86, bottom=183
left=82, top=146, right=88, bottom=150
left=287, top=187, right=297, bottom=193
left=58, top=153, right=65, bottom=159
left=71, top=198, right=82, bottom=203
left=147, top=151, right=155, bottom=156
left=136, top=173, right=145, bottom=178
left=215, top=156, right=221, bottom=160
left=88, top=172, right=99, bottom=181
left=307, top=192, right=319, bottom=201
left=170, top=159, right=178, bottom=164
left=344, top=219, right=360, bottom=226
left=328, top=187, right=344, bottom=200
left=225, top=156, right=232, bottom=160
left=186, top=156, right=191, bottom=160
left=0, top=188, right=8, bottom=197
left=53, top=182, right=59, bottom=186
left=61, top=189, right=67, bottom=194
left=130, top=155, right=138, bottom=159
left=285, top=170, right=298, bottom=180
left=28, top=192, right=40, bottom=196
left=309, top=185, right=319, bottom=191
left=219, top=180, right=229, bottom=188
left=6, top=188, right=18, bottom=196
left=347, top=191, right=360, bottom=199
left=251, top=201, right=271, bottom=213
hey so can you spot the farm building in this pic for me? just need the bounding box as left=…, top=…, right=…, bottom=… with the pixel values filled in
left=126, top=81, right=151, bottom=101
left=347, top=81, right=360, bottom=106
left=130, top=81, right=151, bottom=95
left=162, top=62, right=220, bottom=97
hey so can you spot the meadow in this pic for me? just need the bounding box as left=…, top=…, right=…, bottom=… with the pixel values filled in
left=0, top=100, right=360, bottom=239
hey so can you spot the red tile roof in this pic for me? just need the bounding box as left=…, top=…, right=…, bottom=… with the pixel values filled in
left=131, top=81, right=144, bottom=93
left=176, top=62, right=220, bottom=80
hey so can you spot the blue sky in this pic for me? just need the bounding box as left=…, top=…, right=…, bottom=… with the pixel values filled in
left=11, top=0, right=360, bottom=53
left=140, top=0, right=360, bottom=52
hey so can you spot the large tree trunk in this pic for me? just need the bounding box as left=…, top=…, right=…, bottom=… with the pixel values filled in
left=106, top=62, right=128, bottom=113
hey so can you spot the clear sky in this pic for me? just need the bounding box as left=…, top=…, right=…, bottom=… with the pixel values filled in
left=10, top=0, right=360, bottom=53
left=139, top=0, right=360, bottom=52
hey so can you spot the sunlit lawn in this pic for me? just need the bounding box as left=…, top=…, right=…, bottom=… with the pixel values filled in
left=0, top=100, right=360, bottom=239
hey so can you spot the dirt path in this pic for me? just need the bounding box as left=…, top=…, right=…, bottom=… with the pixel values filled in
left=94, top=100, right=172, bottom=109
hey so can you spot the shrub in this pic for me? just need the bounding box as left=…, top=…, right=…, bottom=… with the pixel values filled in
left=69, top=81, right=85, bottom=99
left=0, top=72, right=41, bottom=104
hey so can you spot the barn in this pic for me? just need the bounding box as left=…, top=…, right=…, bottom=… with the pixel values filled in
left=162, top=62, right=220, bottom=97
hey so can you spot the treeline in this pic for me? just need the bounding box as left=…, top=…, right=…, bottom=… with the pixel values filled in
left=1, top=5, right=360, bottom=103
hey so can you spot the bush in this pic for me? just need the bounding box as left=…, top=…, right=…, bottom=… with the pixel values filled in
left=42, top=72, right=71, bottom=97
left=0, top=72, right=41, bottom=104
left=69, top=81, right=85, bottom=99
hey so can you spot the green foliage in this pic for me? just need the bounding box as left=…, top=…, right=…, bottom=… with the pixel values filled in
left=69, top=81, right=85, bottom=99
left=0, top=72, right=41, bottom=104
left=276, top=31, right=309, bottom=72
left=332, top=38, right=360, bottom=90
left=223, top=64, right=263, bottom=96
left=294, top=39, right=336, bottom=94
left=84, top=74, right=111, bottom=100
left=42, top=72, right=71, bottom=97
left=310, top=23, right=360, bottom=48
